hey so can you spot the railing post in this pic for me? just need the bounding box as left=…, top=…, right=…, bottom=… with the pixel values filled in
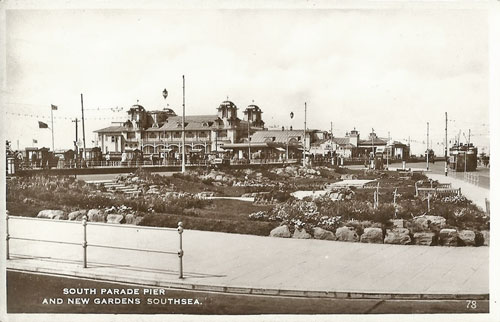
left=6, top=211, right=10, bottom=260
left=177, top=221, right=184, bottom=279
left=82, top=216, right=88, bottom=268
left=427, top=193, right=431, bottom=213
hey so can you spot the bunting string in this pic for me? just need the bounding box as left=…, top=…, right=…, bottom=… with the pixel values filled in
left=3, top=111, right=124, bottom=121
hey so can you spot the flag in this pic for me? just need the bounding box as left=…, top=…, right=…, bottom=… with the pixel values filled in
left=33, top=139, right=38, bottom=144
left=51, top=104, right=58, bottom=110
left=38, top=121, right=49, bottom=128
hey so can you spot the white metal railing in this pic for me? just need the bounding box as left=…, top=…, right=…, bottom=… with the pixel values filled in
left=463, top=172, right=480, bottom=186
left=5, top=213, right=185, bottom=278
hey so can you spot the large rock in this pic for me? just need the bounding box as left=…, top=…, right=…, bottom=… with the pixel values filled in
left=68, top=210, right=87, bottom=221
left=412, top=215, right=446, bottom=232
left=87, top=209, right=106, bottom=222
left=413, top=232, right=436, bottom=246
left=481, top=230, right=490, bottom=246
left=458, top=230, right=475, bottom=247
left=312, top=227, right=336, bottom=240
left=390, top=219, right=405, bottom=228
left=384, top=228, right=412, bottom=245
left=293, top=227, right=312, bottom=239
left=439, top=229, right=458, bottom=246
left=37, top=209, right=66, bottom=220
left=106, top=214, right=124, bottom=224
left=335, top=226, right=359, bottom=242
left=270, top=225, right=291, bottom=238
left=360, top=227, right=383, bottom=244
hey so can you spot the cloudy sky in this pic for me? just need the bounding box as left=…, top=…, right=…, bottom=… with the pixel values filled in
left=2, top=4, right=491, bottom=155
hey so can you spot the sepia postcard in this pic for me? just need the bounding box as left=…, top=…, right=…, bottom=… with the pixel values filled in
left=1, top=0, right=499, bottom=322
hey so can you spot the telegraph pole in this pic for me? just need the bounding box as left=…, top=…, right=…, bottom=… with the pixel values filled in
left=303, top=102, right=307, bottom=167
left=426, top=122, right=429, bottom=171
left=331, top=121, right=334, bottom=165
left=181, top=75, right=186, bottom=173
left=72, top=118, right=79, bottom=157
left=80, top=94, right=87, bottom=161
left=464, top=129, right=471, bottom=173
left=387, top=131, right=390, bottom=169
left=50, top=105, right=55, bottom=151
left=445, top=112, right=448, bottom=176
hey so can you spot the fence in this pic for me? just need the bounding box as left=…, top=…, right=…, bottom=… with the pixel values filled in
left=463, top=172, right=480, bottom=186
left=415, top=186, right=461, bottom=197
left=414, top=180, right=460, bottom=197
left=448, top=170, right=481, bottom=186
left=5, top=213, right=185, bottom=278
left=18, top=158, right=303, bottom=170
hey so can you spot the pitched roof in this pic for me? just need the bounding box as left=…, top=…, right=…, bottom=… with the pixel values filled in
left=311, top=138, right=330, bottom=146
left=94, top=125, right=131, bottom=133
left=148, top=115, right=219, bottom=131
left=358, top=138, right=387, bottom=145
left=332, top=137, right=350, bottom=145
left=392, top=140, right=407, bottom=146
left=250, top=130, right=304, bottom=144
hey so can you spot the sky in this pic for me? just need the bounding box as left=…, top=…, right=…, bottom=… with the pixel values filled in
left=1, top=6, right=491, bottom=155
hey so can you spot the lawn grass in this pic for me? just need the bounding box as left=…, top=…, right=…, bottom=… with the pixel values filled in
left=140, top=200, right=275, bottom=235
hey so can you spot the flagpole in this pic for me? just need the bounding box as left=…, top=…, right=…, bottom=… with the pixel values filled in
left=51, top=106, right=55, bottom=151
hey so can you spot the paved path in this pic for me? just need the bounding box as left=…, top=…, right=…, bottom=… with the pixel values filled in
left=425, top=173, right=489, bottom=212
left=7, top=217, right=488, bottom=296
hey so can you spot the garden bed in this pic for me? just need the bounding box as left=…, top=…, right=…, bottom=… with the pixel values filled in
left=6, top=167, right=488, bottom=246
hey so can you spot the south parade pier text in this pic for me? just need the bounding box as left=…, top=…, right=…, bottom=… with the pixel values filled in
left=41, top=287, right=203, bottom=305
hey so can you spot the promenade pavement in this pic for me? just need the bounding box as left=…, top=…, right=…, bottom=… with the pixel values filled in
left=6, top=218, right=489, bottom=297
left=425, top=173, right=490, bottom=212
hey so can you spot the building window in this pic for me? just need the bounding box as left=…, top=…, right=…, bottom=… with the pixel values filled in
left=186, top=132, right=194, bottom=138
left=150, top=133, right=157, bottom=139
left=127, top=132, right=136, bottom=139
left=199, top=131, right=207, bottom=138
left=111, top=136, right=115, bottom=142
left=174, top=132, right=181, bottom=139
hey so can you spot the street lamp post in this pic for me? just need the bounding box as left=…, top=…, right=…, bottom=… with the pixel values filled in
left=289, top=111, right=294, bottom=162
left=303, top=102, right=307, bottom=167
left=248, top=114, right=251, bottom=163
left=426, top=122, right=429, bottom=171
left=371, top=128, right=374, bottom=169
left=181, top=76, right=186, bottom=173
left=162, top=88, right=168, bottom=165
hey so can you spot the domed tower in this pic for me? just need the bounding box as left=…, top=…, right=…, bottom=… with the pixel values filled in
left=348, top=128, right=359, bottom=146
left=127, top=104, right=148, bottom=129
left=147, top=107, right=177, bottom=128
left=243, top=104, right=264, bottom=129
left=217, top=100, right=240, bottom=127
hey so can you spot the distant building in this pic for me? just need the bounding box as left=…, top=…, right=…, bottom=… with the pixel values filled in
left=327, top=128, right=409, bottom=160
left=222, top=129, right=318, bottom=160
left=95, top=101, right=265, bottom=160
